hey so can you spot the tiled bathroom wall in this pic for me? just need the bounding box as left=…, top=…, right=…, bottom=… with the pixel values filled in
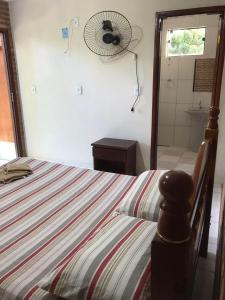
left=158, top=14, right=220, bottom=149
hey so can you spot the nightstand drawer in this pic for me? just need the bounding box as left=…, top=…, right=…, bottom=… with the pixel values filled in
left=93, top=147, right=126, bottom=162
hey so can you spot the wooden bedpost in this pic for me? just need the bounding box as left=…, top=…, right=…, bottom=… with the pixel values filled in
left=151, top=171, right=194, bottom=300
left=200, top=106, right=220, bottom=257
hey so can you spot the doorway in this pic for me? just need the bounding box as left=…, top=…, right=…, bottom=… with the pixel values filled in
left=0, top=28, right=26, bottom=165
left=158, top=14, right=220, bottom=174
left=0, top=33, right=16, bottom=165
left=150, top=6, right=225, bottom=172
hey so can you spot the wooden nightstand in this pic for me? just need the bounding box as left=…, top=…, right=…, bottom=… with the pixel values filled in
left=91, top=138, right=137, bottom=175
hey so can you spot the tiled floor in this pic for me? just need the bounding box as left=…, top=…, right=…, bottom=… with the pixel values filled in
left=192, top=184, right=221, bottom=300
left=157, top=146, right=197, bottom=174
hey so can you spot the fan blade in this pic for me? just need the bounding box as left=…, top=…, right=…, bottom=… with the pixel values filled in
left=102, top=20, right=113, bottom=32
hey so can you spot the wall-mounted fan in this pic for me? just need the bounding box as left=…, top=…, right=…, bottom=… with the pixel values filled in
left=84, top=11, right=132, bottom=57
left=84, top=11, right=140, bottom=112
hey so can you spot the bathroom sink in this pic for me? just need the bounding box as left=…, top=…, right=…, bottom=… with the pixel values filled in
left=185, top=108, right=209, bottom=152
left=185, top=108, right=209, bottom=116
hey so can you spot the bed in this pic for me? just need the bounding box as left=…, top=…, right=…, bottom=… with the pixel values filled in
left=0, top=158, right=161, bottom=300
left=0, top=106, right=220, bottom=300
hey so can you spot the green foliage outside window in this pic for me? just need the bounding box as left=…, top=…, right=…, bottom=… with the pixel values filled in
left=167, top=28, right=206, bottom=56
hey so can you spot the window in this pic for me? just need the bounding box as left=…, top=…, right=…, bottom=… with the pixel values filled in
left=166, top=27, right=206, bottom=57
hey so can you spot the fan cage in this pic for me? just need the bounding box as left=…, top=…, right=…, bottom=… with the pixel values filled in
left=84, top=11, right=132, bottom=56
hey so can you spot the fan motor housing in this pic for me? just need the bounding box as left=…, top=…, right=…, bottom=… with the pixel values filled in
left=103, top=33, right=120, bottom=45
left=102, top=20, right=113, bottom=32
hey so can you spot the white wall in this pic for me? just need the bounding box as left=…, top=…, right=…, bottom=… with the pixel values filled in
left=8, top=0, right=225, bottom=181
left=158, top=14, right=219, bottom=150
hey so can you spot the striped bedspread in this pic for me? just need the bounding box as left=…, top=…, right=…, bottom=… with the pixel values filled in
left=0, top=158, right=158, bottom=300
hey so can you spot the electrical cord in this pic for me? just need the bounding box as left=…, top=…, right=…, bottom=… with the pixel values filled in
left=130, top=53, right=140, bottom=112
left=64, top=19, right=75, bottom=54
left=119, top=46, right=140, bottom=112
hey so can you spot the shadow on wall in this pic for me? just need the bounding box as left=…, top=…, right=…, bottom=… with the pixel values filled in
left=136, top=142, right=148, bottom=174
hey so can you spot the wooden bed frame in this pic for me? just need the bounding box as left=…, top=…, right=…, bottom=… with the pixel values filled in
left=151, top=106, right=220, bottom=300
left=213, top=184, right=224, bottom=300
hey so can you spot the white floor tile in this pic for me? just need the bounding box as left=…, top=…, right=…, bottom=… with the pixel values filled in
left=157, top=146, right=197, bottom=174
left=165, top=147, right=186, bottom=156
left=192, top=187, right=221, bottom=299
left=192, top=269, right=214, bottom=300
left=159, top=155, right=180, bottom=163
left=157, top=161, right=178, bottom=170
left=198, top=254, right=216, bottom=273
left=175, top=163, right=195, bottom=174
left=182, top=151, right=198, bottom=159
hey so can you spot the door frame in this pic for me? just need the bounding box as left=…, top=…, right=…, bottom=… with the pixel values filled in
left=0, top=28, right=26, bottom=157
left=150, top=6, right=225, bottom=169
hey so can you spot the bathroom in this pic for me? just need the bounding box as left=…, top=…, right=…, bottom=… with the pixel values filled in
left=157, top=14, right=219, bottom=174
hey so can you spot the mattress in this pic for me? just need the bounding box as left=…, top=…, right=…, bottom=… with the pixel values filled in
left=0, top=158, right=157, bottom=300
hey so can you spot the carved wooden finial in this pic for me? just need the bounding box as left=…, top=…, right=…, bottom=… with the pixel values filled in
left=205, top=106, right=220, bottom=141
left=207, top=106, right=220, bottom=130
left=158, top=171, right=194, bottom=244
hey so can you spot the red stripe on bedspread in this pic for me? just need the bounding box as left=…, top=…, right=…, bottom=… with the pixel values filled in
left=24, top=286, right=39, bottom=300
left=134, top=170, right=156, bottom=216
left=132, top=261, right=151, bottom=300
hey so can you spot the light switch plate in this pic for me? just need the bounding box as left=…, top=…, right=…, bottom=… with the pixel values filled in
left=75, top=85, right=83, bottom=95
left=62, top=27, right=69, bottom=39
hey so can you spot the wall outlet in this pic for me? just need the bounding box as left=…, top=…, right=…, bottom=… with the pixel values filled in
left=75, top=85, right=83, bottom=95
left=134, top=86, right=141, bottom=97
left=31, top=85, right=37, bottom=95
